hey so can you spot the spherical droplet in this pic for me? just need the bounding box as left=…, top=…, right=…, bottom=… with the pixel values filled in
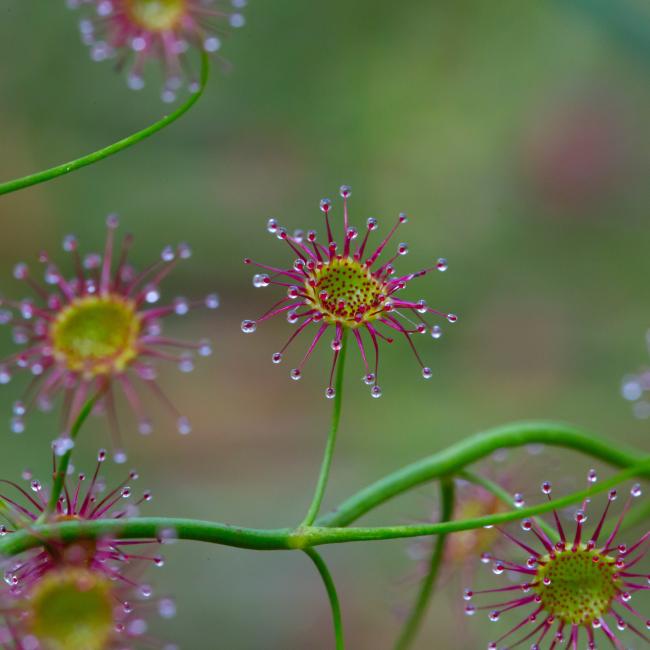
left=205, top=293, right=220, bottom=309
left=62, top=234, right=78, bottom=252
left=128, top=73, right=145, bottom=90
left=144, top=285, right=160, bottom=304
left=159, top=597, right=176, bottom=619
left=13, top=263, right=28, bottom=280
left=173, top=297, right=189, bottom=315
left=198, top=339, right=212, bottom=357
left=178, top=354, right=194, bottom=373
left=253, top=274, right=270, bottom=288
left=204, top=36, right=221, bottom=52
left=114, top=450, right=128, bottom=464
left=241, top=320, right=257, bottom=334
left=574, top=510, right=587, bottom=524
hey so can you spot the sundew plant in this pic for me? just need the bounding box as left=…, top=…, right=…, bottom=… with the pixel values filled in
left=0, top=2, right=649, bottom=649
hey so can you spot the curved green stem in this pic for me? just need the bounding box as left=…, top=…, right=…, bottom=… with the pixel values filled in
left=46, top=391, right=103, bottom=514
left=304, top=548, right=345, bottom=650
left=2, top=457, right=647, bottom=557
left=0, top=53, right=209, bottom=197
left=301, top=329, right=348, bottom=527
left=459, top=470, right=559, bottom=542
left=317, top=421, right=649, bottom=528
left=394, top=478, right=454, bottom=650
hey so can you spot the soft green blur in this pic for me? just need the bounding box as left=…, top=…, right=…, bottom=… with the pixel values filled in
left=0, top=1, right=649, bottom=648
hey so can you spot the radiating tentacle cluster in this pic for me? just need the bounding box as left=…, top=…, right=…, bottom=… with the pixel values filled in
left=621, top=328, right=650, bottom=419
left=67, top=0, right=246, bottom=101
left=0, top=452, right=176, bottom=649
left=242, top=186, right=457, bottom=398
left=0, top=215, right=219, bottom=460
left=464, top=472, right=649, bottom=649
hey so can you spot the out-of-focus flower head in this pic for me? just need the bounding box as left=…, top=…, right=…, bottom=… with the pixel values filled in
left=0, top=215, right=219, bottom=461
left=0, top=451, right=176, bottom=649
left=67, top=0, right=246, bottom=101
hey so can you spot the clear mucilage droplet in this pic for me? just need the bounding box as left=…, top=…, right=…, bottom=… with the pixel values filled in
left=241, top=320, right=257, bottom=334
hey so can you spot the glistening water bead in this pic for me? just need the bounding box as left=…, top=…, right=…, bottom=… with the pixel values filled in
left=241, top=186, right=457, bottom=397
left=621, top=328, right=650, bottom=419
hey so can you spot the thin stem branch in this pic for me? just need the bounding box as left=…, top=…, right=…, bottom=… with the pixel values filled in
left=394, top=478, right=454, bottom=650
left=304, top=548, right=345, bottom=650
left=2, top=456, right=646, bottom=557
left=459, top=470, right=559, bottom=542
left=0, top=53, right=209, bottom=197
left=301, top=329, right=349, bottom=526
left=317, top=421, right=649, bottom=528
left=46, top=391, right=103, bottom=514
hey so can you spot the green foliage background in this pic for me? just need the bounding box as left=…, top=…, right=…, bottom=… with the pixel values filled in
left=0, top=1, right=648, bottom=647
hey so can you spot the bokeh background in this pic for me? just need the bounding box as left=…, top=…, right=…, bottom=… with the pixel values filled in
left=0, top=0, right=649, bottom=648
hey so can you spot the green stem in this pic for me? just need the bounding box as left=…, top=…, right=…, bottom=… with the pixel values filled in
left=46, top=392, right=103, bottom=514
left=0, top=53, right=209, bottom=197
left=304, top=548, right=345, bottom=650
left=459, top=470, right=559, bottom=542
left=394, top=479, right=454, bottom=650
left=317, top=421, right=649, bottom=527
left=2, top=457, right=647, bottom=557
left=301, top=329, right=349, bottom=527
